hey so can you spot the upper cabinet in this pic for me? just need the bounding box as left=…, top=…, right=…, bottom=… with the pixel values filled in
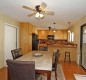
left=38, top=30, right=47, bottom=39
left=28, top=23, right=33, bottom=34
left=38, top=30, right=68, bottom=39
left=54, top=30, right=68, bottom=39
left=20, top=22, right=29, bottom=54
left=32, top=25, right=38, bottom=34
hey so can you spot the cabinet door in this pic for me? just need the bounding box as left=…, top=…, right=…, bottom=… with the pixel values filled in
left=38, top=30, right=47, bottom=39
left=20, top=23, right=29, bottom=54
left=55, top=30, right=68, bottom=39
left=55, top=31, right=60, bottom=39
left=33, top=26, right=38, bottom=34
left=63, top=30, right=68, bottom=39
left=32, top=26, right=35, bottom=33
left=59, top=31, right=64, bottom=39
left=29, top=23, right=33, bottom=34
left=29, top=34, right=32, bottom=51
left=38, top=30, right=68, bottom=39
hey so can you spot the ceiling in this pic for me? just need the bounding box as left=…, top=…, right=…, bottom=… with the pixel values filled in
left=0, top=0, right=86, bottom=30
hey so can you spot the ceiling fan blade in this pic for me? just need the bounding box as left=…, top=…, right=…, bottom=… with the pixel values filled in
left=23, top=6, right=35, bottom=11
left=45, top=11, right=54, bottom=15
left=40, top=2, right=47, bottom=10
left=27, top=13, right=36, bottom=17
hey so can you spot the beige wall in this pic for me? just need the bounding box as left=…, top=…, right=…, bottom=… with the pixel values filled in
left=70, top=16, right=86, bottom=64
left=0, top=13, right=19, bottom=68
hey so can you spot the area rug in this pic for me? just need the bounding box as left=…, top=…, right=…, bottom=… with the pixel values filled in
left=42, top=64, right=65, bottom=80
left=74, top=74, right=86, bottom=80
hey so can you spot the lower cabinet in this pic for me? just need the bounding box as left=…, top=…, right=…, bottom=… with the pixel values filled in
left=38, top=45, right=77, bottom=61
left=48, top=46, right=76, bottom=61
left=39, top=46, right=48, bottom=51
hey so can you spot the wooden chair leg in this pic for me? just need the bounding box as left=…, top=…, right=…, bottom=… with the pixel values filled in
left=55, top=70, right=58, bottom=80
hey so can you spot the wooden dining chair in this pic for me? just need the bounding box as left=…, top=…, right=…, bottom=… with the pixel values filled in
left=52, top=49, right=60, bottom=70
left=11, top=48, right=23, bottom=60
left=6, top=59, right=42, bottom=80
left=52, top=51, right=60, bottom=80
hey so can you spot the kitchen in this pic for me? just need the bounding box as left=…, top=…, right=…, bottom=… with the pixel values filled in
left=0, top=0, right=86, bottom=80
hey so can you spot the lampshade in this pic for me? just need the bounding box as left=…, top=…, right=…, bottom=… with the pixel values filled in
left=35, top=12, right=40, bottom=18
left=35, top=12, right=44, bottom=19
left=68, top=22, right=71, bottom=33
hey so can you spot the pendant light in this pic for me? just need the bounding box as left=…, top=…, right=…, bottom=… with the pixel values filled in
left=68, top=22, right=70, bottom=33
left=48, top=27, right=51, bottom=30
left=53, top=22, right=56, bottom=33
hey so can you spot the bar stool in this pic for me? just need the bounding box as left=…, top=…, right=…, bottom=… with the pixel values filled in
left=64, top=51, right=71, bottom=63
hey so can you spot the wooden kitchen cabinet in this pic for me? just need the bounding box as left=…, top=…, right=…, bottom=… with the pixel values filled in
left=20, top=22, right=37, bottom=54
left=32, top=25, right=38, bottom=34
left=48, top=46, right=76, bottom=61
left=20, top=23, right=29, bottom=54
left=28, top=23, right=33, bottom=34
left=63, top=30, right=68, bottom=39
left=38, top=30, right=47, bottom=39
left=38, top=30, right=68, bottom=39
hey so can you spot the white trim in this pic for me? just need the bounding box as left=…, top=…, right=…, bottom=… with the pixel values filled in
left=4, top=23, right=19, bottom=65
left=5, top=23, right=18, bottom=28
left=4, top=23, right=19, bottom=47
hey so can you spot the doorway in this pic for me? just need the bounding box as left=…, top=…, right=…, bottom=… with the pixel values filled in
left=4, top=23, right=19, bottom=65
left=80, top=23, right=86, bottom=69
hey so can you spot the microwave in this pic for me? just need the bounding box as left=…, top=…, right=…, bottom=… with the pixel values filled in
left=47, top=35, right=54, bottom=40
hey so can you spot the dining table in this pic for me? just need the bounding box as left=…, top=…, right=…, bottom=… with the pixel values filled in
left=16, top=51, right=53, bottom=80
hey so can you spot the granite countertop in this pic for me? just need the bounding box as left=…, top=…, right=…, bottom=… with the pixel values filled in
left=38, top=43, right=77, bottom=48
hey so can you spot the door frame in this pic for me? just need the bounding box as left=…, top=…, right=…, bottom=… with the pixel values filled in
left=80, top=23, right=86, bottom=68
left=4, top=23, right=19, bottom=65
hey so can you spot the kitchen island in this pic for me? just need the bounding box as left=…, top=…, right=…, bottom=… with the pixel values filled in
left=38, top=43, right=77, bottom=61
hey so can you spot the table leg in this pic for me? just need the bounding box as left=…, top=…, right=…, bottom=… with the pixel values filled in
left=35, top=70, right=51, bottom=80
left=7, top=68, right=11, bottom=80
left=47, top=71, right=51, bottom=80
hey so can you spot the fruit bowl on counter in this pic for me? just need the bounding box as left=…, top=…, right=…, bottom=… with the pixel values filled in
left=33, top=53, right=43, bottom=57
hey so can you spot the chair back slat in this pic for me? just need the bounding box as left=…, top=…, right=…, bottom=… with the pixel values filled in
left=11, top=48, right=23, bottom=60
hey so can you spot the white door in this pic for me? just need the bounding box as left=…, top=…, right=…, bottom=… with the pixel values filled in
left=4, top=24, right=19, bottom=65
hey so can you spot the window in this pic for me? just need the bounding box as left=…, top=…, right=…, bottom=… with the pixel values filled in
left=68, top=31, right=74, bottom=42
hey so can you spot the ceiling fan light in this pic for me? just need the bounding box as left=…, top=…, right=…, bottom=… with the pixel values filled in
left=35, top=12, right=40, bottom=18
left=39, top=13, right=44, bottom=18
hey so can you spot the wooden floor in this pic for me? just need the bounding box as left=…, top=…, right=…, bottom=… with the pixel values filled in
left=61, top=61, right=86, bottom=80
left=0, top=61, right=86, bottom=80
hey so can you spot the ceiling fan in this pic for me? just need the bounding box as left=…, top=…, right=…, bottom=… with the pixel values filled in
left=23, top=2, right=54, bottom=19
